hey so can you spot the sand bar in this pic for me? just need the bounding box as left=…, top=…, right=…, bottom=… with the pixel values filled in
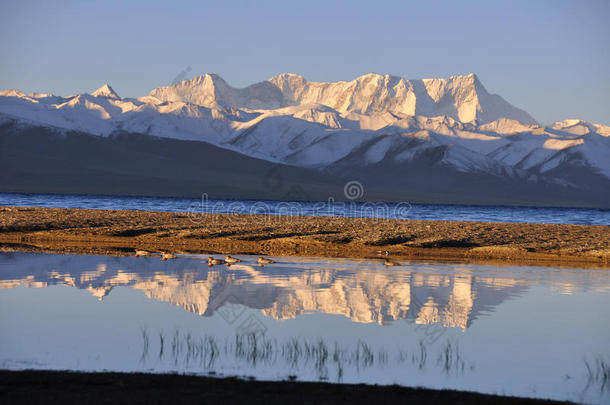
left=0, top=206, right=608, bottom=268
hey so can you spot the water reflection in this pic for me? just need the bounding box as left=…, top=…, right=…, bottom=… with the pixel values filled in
left=138, top=328, right=472, bottom=383
left=1, top=252, right=596, bottom=329
left=1, top=252, right=609, bottom=404
left=584, top=357, right=610, bottom=394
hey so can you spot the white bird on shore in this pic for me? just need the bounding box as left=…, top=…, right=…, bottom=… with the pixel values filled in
left=258, top=257, right=275, bottom=264
left=134, top=250, right=150, bottom=257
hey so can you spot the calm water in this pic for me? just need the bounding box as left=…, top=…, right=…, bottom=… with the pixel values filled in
left=0, top=252, right=609, bottom=404
left=0, top=192, right=609, bottom=225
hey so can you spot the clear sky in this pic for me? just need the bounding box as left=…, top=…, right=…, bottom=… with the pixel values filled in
left=1, top=0, right=608, bottom=125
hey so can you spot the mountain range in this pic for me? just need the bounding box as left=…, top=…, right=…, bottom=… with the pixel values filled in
left=1, top=73, right=608, bottom=207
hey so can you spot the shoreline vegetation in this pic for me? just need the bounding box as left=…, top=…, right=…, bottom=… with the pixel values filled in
left=0, top=206, right=608, bottom=267
left=0, top=370, right=573, bottom=404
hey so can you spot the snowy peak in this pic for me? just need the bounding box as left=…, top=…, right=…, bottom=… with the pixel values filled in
left=149, top=73, right=283, bottom=110
left=418, top=73, right=535, bottom=125
left=148, top=72, right=537, bottom=125
left=0, top=89, right=29, bottom=98
left=91, top=84, right=119, bottom=99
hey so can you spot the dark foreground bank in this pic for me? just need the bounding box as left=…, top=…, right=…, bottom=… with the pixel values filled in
left=0, top=370, right=572, bottom=405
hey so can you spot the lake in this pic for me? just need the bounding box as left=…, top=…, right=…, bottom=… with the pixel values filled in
left=0, top=252, right=608, bottom=404
left=0, top=192, right=609, bottom=225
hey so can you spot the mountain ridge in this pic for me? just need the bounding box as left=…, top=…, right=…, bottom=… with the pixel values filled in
left=148, top=72, right=538, bottom=125
left=1, top=72, right=609, bottom=207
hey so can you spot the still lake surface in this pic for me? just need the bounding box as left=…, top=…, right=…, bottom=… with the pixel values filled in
left=1, top=192, right=609, bottom=225
left=0, top=252, right=609, bottom=403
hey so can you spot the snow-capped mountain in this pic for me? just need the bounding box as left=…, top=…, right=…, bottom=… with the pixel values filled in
left=149, top=72, right=537, bottom=125
left=1, top=73, right=609, bottom=206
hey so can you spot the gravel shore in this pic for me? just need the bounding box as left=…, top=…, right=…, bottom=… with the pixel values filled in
left=0, top=206, right=608, bottom=267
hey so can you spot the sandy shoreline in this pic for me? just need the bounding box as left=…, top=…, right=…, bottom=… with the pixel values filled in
left=0, top=206, right=608, bottom=267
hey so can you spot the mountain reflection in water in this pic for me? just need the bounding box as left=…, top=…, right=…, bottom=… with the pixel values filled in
left=0, top=253, right=549, bottom=329
left=1, top=252, right=609, bottom=404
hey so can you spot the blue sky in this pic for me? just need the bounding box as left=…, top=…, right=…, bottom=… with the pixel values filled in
left=1, top=0, right=608, bottom=124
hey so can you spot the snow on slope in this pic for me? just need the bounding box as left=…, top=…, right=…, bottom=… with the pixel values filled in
left=150, top=72, right=538, bottom=125
left=91, top=84, right=120, bottom=99
left=0, top=73, right=609, bottom=181
left=149, top=74, right=284, bottom=110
